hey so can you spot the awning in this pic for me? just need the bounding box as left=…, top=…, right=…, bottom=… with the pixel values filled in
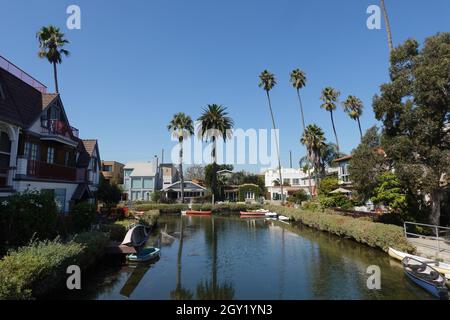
left=330, top=188, right=352, bottom=194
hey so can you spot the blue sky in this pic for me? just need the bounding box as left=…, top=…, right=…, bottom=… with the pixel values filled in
left=1, top=0, right=449, bottom=172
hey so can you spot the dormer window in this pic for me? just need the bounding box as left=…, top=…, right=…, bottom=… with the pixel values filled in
left=49, top=105, right=61, bottom=120
left=0, top=82, right=5, bottom=100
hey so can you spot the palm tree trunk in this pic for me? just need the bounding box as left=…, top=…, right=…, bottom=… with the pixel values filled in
left=53, top=62, right=59, bottom=93
left=297, top=89, right=313, bottom=197
left=329, top=110, right=340, bottom=152
left=179, top=139, right=185, bottom=203
left=211, top=136, right=217, bottom=204
left=380, top=0, right=394, bottom=54
left=357, top=117, right=363, bottom=140
left=266, top=91, right=284, bottom=205
left=176, top=215, right=184, bottom=290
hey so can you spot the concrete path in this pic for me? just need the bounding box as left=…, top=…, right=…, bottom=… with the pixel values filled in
left=408, top=237, right=450, bottom=262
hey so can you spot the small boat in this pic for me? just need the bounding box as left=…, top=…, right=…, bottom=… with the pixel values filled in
left=240, top=211, right=266, bottom=217
left=121, top=224, right=149, bottom=247
left=265, top=211, right=278, bottom=218
left=278, top=215, right=290, bottom=221
left=181, top=210, right=187, bottom=216
left=185, top=210, right=212, bottom=216
left=388, top=247, right=450, bottom=277
left=402, top=257, right=449, bottom=300
left=127, top=247, right=160, bottom=263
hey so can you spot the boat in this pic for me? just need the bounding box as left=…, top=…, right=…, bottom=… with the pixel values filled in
left=278, top=215, right=290, bottom=221
left=388, top=247, right=450, bottom=277
left=265, top=211, right=278, bottom=218
left=402, top=257, right=449, bottom=300
left=240, top=210, right=266, bottom=218
left=185, top=210, right=212, bottom=216
left=127, top=247, right=161, bottom=263
left=121, top=224, right=149, bottom=247
left=181, top=210, right=187, bottom=216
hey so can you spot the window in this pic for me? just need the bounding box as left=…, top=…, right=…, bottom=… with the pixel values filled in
left=47, top=147, right=55, bottom=164
left=0, top=83, right=5, bottom=100
left=245, top=191, right=255, bottom=199
left=25, top=143, right=39, bottom=161
left=143, top=177, right=153, bottom=189
left=64, top=151, right=69, bottom=166
left=124, top=169, right=132, bottom=177
left=103, top=165, right=113, bottom=172
left=131, top=178, right=142, bottom=189
left=283, top=178, right=290, bottom=185
left=49, top=106, right=60, bottom=120
left=292, top=178, right=300, bottom=185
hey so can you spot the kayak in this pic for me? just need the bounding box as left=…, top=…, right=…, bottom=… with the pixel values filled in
left=388, top=247, right=450, bottom=278
left=240, top=211, right=266, bottom=217
left=127, top=247, right=160, bottom=263
left=402, top=257, right=449, bottom=300
left=186, top=210, right=212, bottom=216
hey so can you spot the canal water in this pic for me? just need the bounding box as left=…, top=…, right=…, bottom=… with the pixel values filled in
left=62, top=216, right=433, bottom=300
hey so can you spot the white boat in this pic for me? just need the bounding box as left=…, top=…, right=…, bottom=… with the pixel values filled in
left=264, top=211, right=278, bottom=217
left=121, top=224, right=148, bottom=247
left=278, top=215, right=290, bottom=221
left=181, top=210, right=187, bottom=216
left=388, top=247, right=450, bottom=278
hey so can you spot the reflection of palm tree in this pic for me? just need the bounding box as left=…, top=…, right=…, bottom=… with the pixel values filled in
left=170, top=216, right=193, bottom=300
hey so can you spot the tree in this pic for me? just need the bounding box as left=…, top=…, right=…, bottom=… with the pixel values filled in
left=185, top=165, right=205, bottom=182
left=198, top=105, right=234, bottom=203
left=96, top=180, right=122, bottom=212
left=37, top=25, right=69, bottom=93
left=371, top=172, right=407, bottom=214
left=321, top=142, right=345, bottom=168
left=168, top=113, right=195, bottom=203
left=259, top=70, right=284, bottom=204
left=318, top=176, right=339, bottom=196
left=380, top=0, right=394, bottom=54
left=320, top=87, right=341, bottom=152
left=287, top=189, right=308, bottom=205
left=301, top=124, right=326, bottom=190
left=342, top=95, right=364, bottom=139
left=373, top=33, right=450, bottom=225
left=348, top=126, right=387, bottom=202
left=290, top=69, right=313, bottom=196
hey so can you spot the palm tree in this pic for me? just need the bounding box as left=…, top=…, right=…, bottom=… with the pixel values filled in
left=301, top=124, right=326, bottom=190
left=290, top=69, right=313, bottom=197
left=342, top=95, right=364, bottom=140
left=197, top=104, right=234, bottom=203
left=380, top=0, right=394, bottom=54
left=168, top=113, right=194, bottom=203
left=259, top=70, right=284, bottom=204
left=320, top=87, right=341, bottom=152
left=37, top=25, right=70, bottom=93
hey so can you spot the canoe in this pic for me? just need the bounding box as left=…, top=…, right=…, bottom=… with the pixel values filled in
left=186, top=210, right=212, bottom=216
left=388, top=247, right=450, bottom=277
left=121, top=224, right=149, bottom=247
left=240, top=211, right=266, bottom=217
left=402, top=257, right=449, bottom=300
left=127, top=247, right=160, bottom=263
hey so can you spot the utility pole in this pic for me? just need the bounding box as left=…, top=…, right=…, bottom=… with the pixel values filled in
left=289, top=150, right=293, bottom=169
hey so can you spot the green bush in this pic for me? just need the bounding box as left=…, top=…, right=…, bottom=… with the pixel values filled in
left=0, top=231, right=108, bottom=300
left=138, top=210, right=159, bottom=228
left=265, top=205, right=415, bottom=253
left=100, top=221, right=129, bottom=241
left=70, top=202, right=97, bottom=232
left=0, top=190, right=59, bottom=247
left=287, top=190, right=308, bottom=204
left=133, top=203, right=188, bottom=214
left=238, top=184, right=261, bottom=202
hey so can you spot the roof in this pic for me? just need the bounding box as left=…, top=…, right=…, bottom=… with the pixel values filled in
left=82, top=139, right=97, bottom=156
left=77, top=140, right=100, bottom=168
left=162, top=180, right=206, bottom=191
left=124, top=162, right=157, bottom=177
left=334, top=155, right=353, bottom=162
left=71, top=183, right=92, bottom=200
left=41, top=93, right=59, bottom=110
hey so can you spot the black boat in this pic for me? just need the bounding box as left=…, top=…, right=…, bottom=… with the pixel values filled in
left=402, top=256, right=449, bottom=300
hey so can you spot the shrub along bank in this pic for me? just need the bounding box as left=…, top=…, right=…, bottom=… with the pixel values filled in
left=265, top=205, right=415, bottom=253
left=133, top=203, right=262, bottom=214
left=0, top=231, right=109, bottom=300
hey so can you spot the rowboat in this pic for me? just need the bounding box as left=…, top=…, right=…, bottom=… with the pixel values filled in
left=127, top=247, right=160, bottom=263
left=185, top=210, right=212, bottom=216
left=240, top=211, right=266, bottom=218
left=278, top=215, right=290, bottom=221
left=121, top=224, right=149, bottom=247
left=402, top=257, right=449, bottom=300
left=388, top=247, right=450, bottom=278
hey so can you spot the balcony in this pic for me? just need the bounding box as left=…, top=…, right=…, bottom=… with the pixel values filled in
left=25, top=159, right=77, bottom=181
left=40, top=120, right=79, bottom=147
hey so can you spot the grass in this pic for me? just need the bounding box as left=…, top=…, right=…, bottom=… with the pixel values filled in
left=265, top=204, right=415, bottom=254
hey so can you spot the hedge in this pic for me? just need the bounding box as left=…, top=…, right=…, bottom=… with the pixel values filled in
left=265, top=205, right=415, bottom=253
left=133, top=203, right=188, bottom=214
left=0, top=231, right=109, bottom=300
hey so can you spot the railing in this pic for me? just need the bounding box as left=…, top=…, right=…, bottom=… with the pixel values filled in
left=41, top=120, right=79, bottom=138
left=0, top=55, right=47, bottom=93
left=404, top=221, right=450, bottom=257
left=27, top=160, right=76, bottom=181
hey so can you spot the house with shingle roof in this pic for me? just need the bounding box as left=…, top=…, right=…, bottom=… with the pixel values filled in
left=0, top=55, right=101, bottom=212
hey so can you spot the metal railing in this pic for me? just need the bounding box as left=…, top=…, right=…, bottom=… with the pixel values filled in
left=404, top=221, right=450, bottom=257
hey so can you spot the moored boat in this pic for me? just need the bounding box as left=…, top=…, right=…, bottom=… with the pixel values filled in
left=121, top=224, right=149, bottom=247
left=402, top=257, right=449, bottom=300
left=127, top=247, right=161, bottom=263
left=186, top=210, right=212, bottom=216
left=388, top=247, right=450, bottom=277
left=278, top=215, right=290, bottom=221
left=240, top=211, right=266, bottom=217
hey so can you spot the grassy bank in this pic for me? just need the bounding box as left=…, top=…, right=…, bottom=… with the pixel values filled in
left=265, top=205, right=415, bottom=253
left=101, top=210, right=160, bottom=241
left=133, top=203, right=262, bottom=214
left=0, top=231, right=109, bottom=300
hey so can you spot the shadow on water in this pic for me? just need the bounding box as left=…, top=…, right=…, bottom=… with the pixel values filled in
left=56, top=215, right=435, bottom=300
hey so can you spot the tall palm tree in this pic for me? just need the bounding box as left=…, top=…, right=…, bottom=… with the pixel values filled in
left=301, top=124, right=326, bottom=190
left=320, top=87, right=341, bottom=152
left=168, top=113, right=194, bottom=203
left=342, top=95, right=364, bottom=140
left=37, top=25, right=70, bottom=93
left=259, top=70, right=284, bottom=204
left=290, top=69, right=313, bottom=197
left=380, top=0, right=394, bottom=54
left=197, top=104, right=234, bottom=203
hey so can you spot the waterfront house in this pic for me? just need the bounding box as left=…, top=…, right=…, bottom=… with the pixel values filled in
left=0, top=55, right=101, bottom=212
left=101, top=160, right=124, bottom=185
left=161, top=180, right=206, bottom=202
left=159, top=163, right=179, bottom=189
left=123, top=161, right=157, bottom=201
left=334, top=155, right=353, bottom=187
